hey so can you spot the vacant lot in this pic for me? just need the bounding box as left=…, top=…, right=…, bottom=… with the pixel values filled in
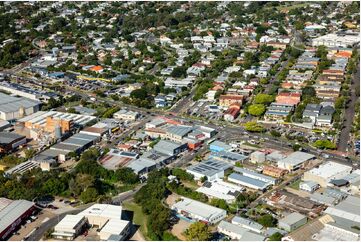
left=123, top=201, right=148, bottom=240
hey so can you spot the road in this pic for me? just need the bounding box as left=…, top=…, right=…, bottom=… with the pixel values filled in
left=27, top=188, right=142, bottom=241
left=170, top=84, right=198, bottom=114
left=338, top=64, right=360, bottom=152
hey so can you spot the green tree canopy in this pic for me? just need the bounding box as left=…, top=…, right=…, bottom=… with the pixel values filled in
left=254, top=94, right=274, bottom=104
left=248, top=104, right=266, bottom=116
left=184, top=222, right=212, bottom=241
left=313, top=140, right=337, bottom=150
left=244, top=121, right=265, bottom=132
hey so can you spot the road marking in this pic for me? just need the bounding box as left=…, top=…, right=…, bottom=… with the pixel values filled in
left=41, top=217, right=50, bottom=223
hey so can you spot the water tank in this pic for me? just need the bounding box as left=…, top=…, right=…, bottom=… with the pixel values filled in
left=54, top=125, right=62, bottom=139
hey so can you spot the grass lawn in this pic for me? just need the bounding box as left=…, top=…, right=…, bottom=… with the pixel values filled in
left=123, top=201, right=149, bottom=240
left=277, top=3, right=309, bottom=11
left=289, top=179, right=301, bottom=190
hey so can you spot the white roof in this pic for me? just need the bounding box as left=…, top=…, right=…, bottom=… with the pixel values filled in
left=172, top=197, right=226, bottom=220
left=278, top=151, right=315, bottom=166
left=79, top=204, right=122, bottom=220
left=100, top=218, right=129, bottom=235
left=54, top=214, right=85, bottom=230
left=307, top=161, right=352, bottom=180
left=197, top=179, right=244, bottom=201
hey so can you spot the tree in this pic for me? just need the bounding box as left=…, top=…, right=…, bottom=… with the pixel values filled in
left=269, top=232, right=283, bottom=241
left=24, top=149, right=37, bottom=159
left=270, top=130, right=281, bottom=137
left=115, top=168, right=139, bottom=184
left=130, top=89, right=148, bottom=100
left=80, top=187, right=99, bottom=203
left=257, top=214, right=277, bottom=227
left=313, top=140, right=337, bottom=150
left=171, top=66, right=187, bottom=78
left=248, top=104, right=266, bottom=116
left=254, top=94, right=274, bottom=104
left=244, top=122, right=265, bottom=132
left=184, top=222, right=212, bottom=241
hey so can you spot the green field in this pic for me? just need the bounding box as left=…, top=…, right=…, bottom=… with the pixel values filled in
left=123, top=201, right=149, bottom=240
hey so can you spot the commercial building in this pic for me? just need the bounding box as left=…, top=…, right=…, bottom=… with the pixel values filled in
left=52, top=215, right=88, bottom=240
left=277, top=151, right=315, bottom=171
left=0, top=81, right=57, bottom=102
left=324, top=195, right=360, bottom=223
left=80, top=204, right=130, bottom=240
left=196, top=179, right=245, bottom=203
left=228, top=172, right=272, bottom=191
left=187, top=159, right=233, bottom=181
left=209, top=140, right=232, bottom=152
left=278, top=212, right=307, bottom=232
left=18, top=111, right=97, bottom=134
left=218, top=220, right=266, bottom=241
left=0, top=198, right=35, bottom=240
left=153, top=140, right=188, bottom=156
left=0, top=132, right=26, bottom=154
left=311, top=33, right=360, bottom=48
left=303, top=161, right=352, bottom=187
left=0, top=93, right=40, bottom=121
left=299, top=180, right=319, bottom=193
left=171, top=197, right=227, bottom=224
left=232, top=216, right=264, bottom=234
left=100, top=149, right=138, bottom=170
left=262, top=165, right=287, bottom=178
left=113, top=109, right=139, bottom=121
left=209, top=150, right=248, bottom=165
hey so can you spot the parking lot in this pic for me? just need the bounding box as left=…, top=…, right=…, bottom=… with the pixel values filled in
left=8, top=210, right=56, bottom=241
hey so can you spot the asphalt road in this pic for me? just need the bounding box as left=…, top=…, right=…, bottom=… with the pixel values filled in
left=338, top=64, right=360, bottom=152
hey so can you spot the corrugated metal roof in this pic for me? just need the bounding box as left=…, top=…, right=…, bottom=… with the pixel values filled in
left=0, top=200, right=34, bottom=232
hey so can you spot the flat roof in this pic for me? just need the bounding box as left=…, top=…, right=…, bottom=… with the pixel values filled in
left=307, top=161, right=352, bottom=179
left=187, top=159, right=232, bottom=177
left=278, top=151, right=315, bottom=166
left=234, top=167, right=276, bottom=183
left=79, top=204, right=122, bottom=220
left=100, top=219, right=129, bottom=235
left=0, top=93, right=40, bottom=113
left=172, top=197, right=226, bottom=220
left=279, top=212, right=306, bottom=225
left=54, top=214, right=85, bottom=230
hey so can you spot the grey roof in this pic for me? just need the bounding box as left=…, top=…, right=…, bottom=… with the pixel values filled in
left=234, top=167, right=276, bottom=184
left=228, top=173, right=269, bottom=190
left=210, top=150, right=248, bottom=163
left=50, top=143, right=79, bottom=153
left=187, top=159, right=232, bottom=177
left=278, top=151, right=315, bottom=166
left=0, top=93, right=40, bottom=113
left=309, top=192, right=337, bottom=205
left=232, top=216, right=263, bottom=231
left=0, top=200, right=34, bottom=233
left=0, top=132, right=25, bottom=144
left=279, top=212, right=306, bottom=225
left=328, top=215, right=360, bottom=234
left=127, top=158, right=156, bottom=174
left=140, top=150, right=172, bottom=164
left=153, top=140, right=185, bottom=156
left=166, top=125, right=193, bottom=137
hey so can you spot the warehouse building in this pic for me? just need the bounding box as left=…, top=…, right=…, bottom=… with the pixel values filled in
left=196, top=179, right=245, bottom=203
left=18, top=111, right=97, bottom=133
left=171, top=197, right=227, bottom=224
left=0, top=132, right=26, bottom=154
left=0, top=93, right=40, bottom=121
left=209, top=140, right=232, bottom=152
left=278, top=212, right=307, bottom=232
left=232, top=216, right=264, bottom=234
left=277, top=151, right=315, bottom=171
left=52, top=215, right=88, bottom=240
left=209, top=150, right=248, bottom=165
left=0, top=81, right=57, bottom=102
left=311, top=33, right=360, bottom=48
left=303, top=161, right=352, bottom=187
left=54, top=204, right=130, bottom=241
left=324, top=195, right=360, bottom=223
left=0, top=198, right=35, bottom=240
left=153, top=140, right=188, bottom=156
left=186, top=159, right=232, bottom=181
left=228, top=172, right=271, bottom=191
left=217, top=220, right=265, bottom=241
left=234, top=167, right=277, bottom=185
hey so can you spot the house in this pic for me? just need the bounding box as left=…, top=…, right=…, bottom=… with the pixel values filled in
left=265, top=103, right=294, bottom=121
left=89, top=65, right=104, bottom=73
left=219, top=94, right=244, bottom=107
left=275, top=92, right=301, bottom=105
left=303, top=104, right=322, bottom=123
left=171, top=197, right=227, bottom=224
left=154, top=94, right=167, bottom=108
left=316, top=105, right=335, bottom=127
left=262, top=165, right=287, bottom=178
left=224, top=103, right=241, bottom=122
